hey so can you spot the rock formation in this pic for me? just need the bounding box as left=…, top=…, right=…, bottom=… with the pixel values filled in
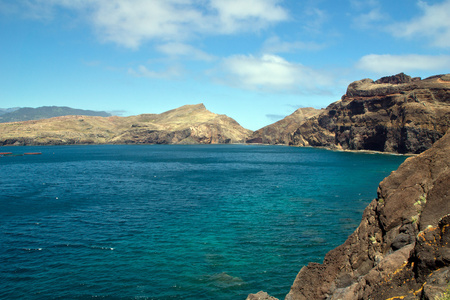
left=246, top=107, right=322, bottom=145
left=247, top=291, right=279, bottom=300
left=291, top=73, right=450, bottom=154
left=252, top=128, right=449, bottom=300
left=0, top=104, right=252, bottom=145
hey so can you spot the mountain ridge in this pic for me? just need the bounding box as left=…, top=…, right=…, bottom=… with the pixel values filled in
left=0, top=104, right=251, bottom=145
left=0, top=106, right=111, bottom=123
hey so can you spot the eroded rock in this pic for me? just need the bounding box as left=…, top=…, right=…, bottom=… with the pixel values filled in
left=283, top=129, right=450, bottom=300
left=291, top=73, right=450, bottom=154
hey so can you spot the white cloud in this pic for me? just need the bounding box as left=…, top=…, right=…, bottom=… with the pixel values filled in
left=155, top=43, right=216, bottom=61
left=128, top=65, right=183, bottom=79
left=262, top=36, right=324, bottom=53
left=208, top=0, right=288, bottom=34
left=8, top=0, right=289, bottom=49
left=389, top=0, right=450, bottom=48
left=356, top=54, right=450, bottom=74
left=350, top=0, right=379, bottom=10
left=352, top=7, right=386, bottom=29
left=349, top=0, right=387, bottom=29
left=301, top=7, right=328, bottom=33
left=218, top=54, right=333, bottom=93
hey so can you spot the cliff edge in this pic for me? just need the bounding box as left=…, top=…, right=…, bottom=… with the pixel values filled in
left=291, top=73, right=450, bottom=154
left=285, top=128, right=450, bottom=299
left=249, top=128, right=450, bottom=300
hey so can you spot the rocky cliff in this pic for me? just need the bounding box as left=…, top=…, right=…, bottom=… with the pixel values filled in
left=248, top=128, right=450, bottom=300
left=246, top=107, right=322, bottom=145
left=0, top=104, right=252, bottom=145
left=291, top=73, right=450, bottom=154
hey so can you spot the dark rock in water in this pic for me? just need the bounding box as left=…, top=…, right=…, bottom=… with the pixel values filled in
left=282, top=129, right=450, bottom=300
left=291, top=73, right=450, bottom=154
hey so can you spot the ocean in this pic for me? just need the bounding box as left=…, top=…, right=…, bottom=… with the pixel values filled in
left=0, top=144, right=407, bottom=299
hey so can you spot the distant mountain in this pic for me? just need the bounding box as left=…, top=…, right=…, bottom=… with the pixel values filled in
left=0, top=107, right=20, bottom=116
left=0, top=106, right=111, bottom=123
left=0, top=104, right=252, bottom=145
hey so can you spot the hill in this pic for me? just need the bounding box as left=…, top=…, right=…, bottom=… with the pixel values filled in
left=0, top=106, right=111, bottom=123
left=0, top=104, right=251, bottom=145
left=246, top=107, right=323, bottom=145
left=289, top=73, right=450, bottom=154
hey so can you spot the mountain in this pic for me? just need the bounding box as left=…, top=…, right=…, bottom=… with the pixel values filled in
left=248, top=128, right=450, bottom=300
left=0, top=107, right=20, bottom=116
left=0, top=106, right=111, bottom=123
left=289, top=73, right=450, bottom=154
left=246, top=107, right=323, bottom=145
left=0, top=104, right=252, bottom=145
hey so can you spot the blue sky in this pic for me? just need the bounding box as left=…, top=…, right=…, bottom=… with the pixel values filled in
left=1, top=0, right=449, bottom=130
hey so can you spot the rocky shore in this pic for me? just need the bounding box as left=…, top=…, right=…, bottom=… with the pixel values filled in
left=2, top=73, right=449, bottom=299
left=248, top=129, right=450, bottom=299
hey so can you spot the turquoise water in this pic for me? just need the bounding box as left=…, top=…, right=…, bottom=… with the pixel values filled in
left=0, top=145, right=406, bottom=299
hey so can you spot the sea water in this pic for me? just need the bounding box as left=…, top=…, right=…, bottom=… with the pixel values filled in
left=0, top=145, right=407, bottom=299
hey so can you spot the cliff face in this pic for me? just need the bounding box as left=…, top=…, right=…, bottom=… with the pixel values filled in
left=0, top=104, right=252, bottom=145
left=246, top=107, right=323, bottom=145
left=284, top=129, right=450, bottom=300
left=291, top=73, right=450, bottom=154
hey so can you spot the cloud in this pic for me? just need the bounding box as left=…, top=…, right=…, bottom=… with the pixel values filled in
left=349, top=0, right=387, bottom=29
left=208, top=0, right=288, bottom=34
left=349, top=0, right=380, bottom=10
left=128, top=65, right=183, bottom=79
left=388, top=0, right=450, bottom=48
left=356, top=54, right=450, bottom=74
left=218, top=54, right=333, bottom=93
left=352, top=8, right=386, bottom=29
left=301, top=7, right=328, bottom=33
left=262, top=36, right=324, bottom=53
left=155, top=43, right=216, bottom=61
left=7, top=0, right=289, bottom=49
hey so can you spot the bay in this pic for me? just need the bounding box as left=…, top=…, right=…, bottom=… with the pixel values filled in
left=0, top=145, right=407, bottom=299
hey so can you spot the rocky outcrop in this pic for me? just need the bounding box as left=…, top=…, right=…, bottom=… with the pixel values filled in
left=0, top=104, right=252, bottom=145
left=246, top=107, right=322, bottom=145
left=246, top=291, right=279, bottom=300
left=283, top=129, right=450, bottom=300
left=291, top=73, right=450, bottom=154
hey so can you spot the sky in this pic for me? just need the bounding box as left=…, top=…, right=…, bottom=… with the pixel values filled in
left=0, top=0, right=449, bottom=130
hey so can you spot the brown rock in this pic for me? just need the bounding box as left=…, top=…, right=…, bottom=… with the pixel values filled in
left=246, top=291, right=279, bottom=300
left=284, top=129, right=450, bottom=300
left=246, top=107, right=322, bottom=145
left=291, top=73, right=450, bottom=154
